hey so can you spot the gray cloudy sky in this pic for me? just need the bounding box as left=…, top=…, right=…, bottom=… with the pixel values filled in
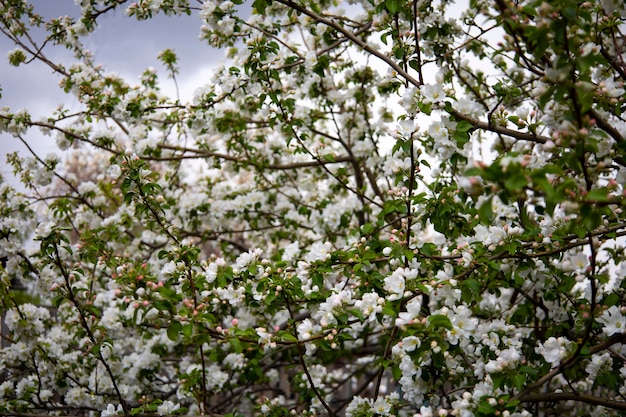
left=0, top=1, right=224, bottom=183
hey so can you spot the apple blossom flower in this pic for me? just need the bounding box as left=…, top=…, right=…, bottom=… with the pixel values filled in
left=345, top=396, right=372, bottom=417
left=297, top=318, right=316, bottom=340
left=305, top=241, right=333, bottom=262
left=401, top=335, right=421, bottom=352
left=107, top=164, right=122, bottom=179
left=157, top=400, right=180, bottom=416
left=447, top=305, right=478, bottom=345
left=598, top=306, right=626, bottom=336
left=371, top=397, right=392, bottom=415
left=401, top=87, right=419, bottom=112
left=421, top=83, right=446, bottom=104
left=35, top=221, right=55, bottom=238
left=396, top=296, right=423, bottom=326
left=385, top=267, right=418, bottom=301
left=396, top=118, right=418, bottom=138
left=535, top=337, right=572, bottom=366
left=428, top=120, right=449, bottom=141
left=354, top=291, right=384, bottom=322
left=101, top=404, right=123, bottom=417
left=256, top=327, right=274, bottom=351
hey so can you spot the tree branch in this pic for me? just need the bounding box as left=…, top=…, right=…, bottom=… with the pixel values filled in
left=520, top=392, right=626, bottom=410
left=273, top=0, right=422, bottom=87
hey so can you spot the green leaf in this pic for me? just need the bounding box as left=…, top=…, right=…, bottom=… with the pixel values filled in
left=604, top=293, right=620, bottom=307
left=428, top=314, right=452, bottom=330
left=456, top=120, right=474, bottom=133
left=182, top=323, right=193, bottom=338
left=579, top=342, right=591, bottom=358
left=562, top=6, right=577, bottom=22
left=586, top=188, right=610, bottom=202
left=391, top=365, right=402, bottom=380
left=478, top=197, right=493, bottom=223
left=477, top=402, right=495, bottom=414
left=506, top=398, right=521, bottom=409
left=492, top=373, right=506, bottom=389
left=504, top=172, right=528, bottom=192
left=383, top=303, right=397, bottom=317
left=519, top=365, right=539, bottom=377
left=153, top=299, right=173, bottom=311
left=462, top=278, right=481, bottom=299
left=264, top=292, right=276, bottom=306
left=230, top=336, right=243, bottom=353
left=167, top=321, right=182, bottom=341
left=362, top=222, right=375, bottom=235
left=510, top=373, right=525, bottom=390
left=348, top=307, right=365, bottom=321
left=383, top=0, right=402, bottom=14
left=52, top=294, right=65, bottom=308
left=281, top=333, right=298, bottom=342
left=8, top=49, right=27, bottom=66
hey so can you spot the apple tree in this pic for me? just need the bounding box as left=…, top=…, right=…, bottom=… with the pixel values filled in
left=1, top=0, right=626, bottom=416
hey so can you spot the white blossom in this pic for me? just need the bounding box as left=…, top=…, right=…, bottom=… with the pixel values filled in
left=157, top=400, right=180, bottom=416
left=598, top=306, right=626, bottom=336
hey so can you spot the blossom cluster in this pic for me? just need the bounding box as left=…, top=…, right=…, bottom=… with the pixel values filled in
left=1, top=0, right=626, bottom=416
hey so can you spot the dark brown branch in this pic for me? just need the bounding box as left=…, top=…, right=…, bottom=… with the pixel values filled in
left=589, top=108, right=625, bottom=143
left=450, top=109, right=548, bottom=144
left=520, top=392, right=626, bottom=410
left=155, top=143, right=353, bottom=169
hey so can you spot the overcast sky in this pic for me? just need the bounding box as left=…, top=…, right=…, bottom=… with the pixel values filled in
left=0, top=1, right=224, bottom=184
